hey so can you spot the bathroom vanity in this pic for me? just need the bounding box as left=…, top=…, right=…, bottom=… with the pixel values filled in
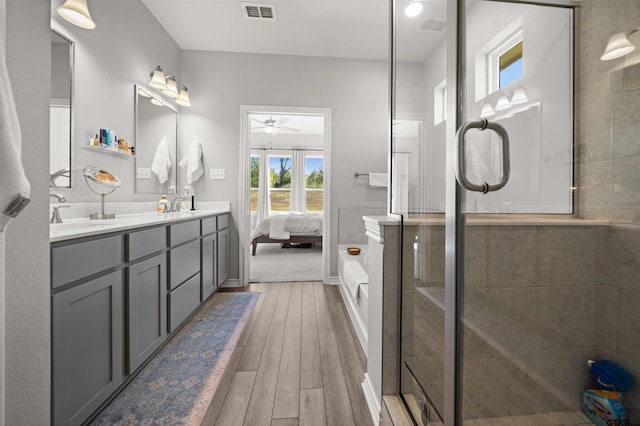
left=50, top=210, right=229, bottom=425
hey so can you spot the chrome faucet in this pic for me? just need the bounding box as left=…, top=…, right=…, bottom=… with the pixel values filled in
left=50, top=168, right=70, bottom=188
left=50, top=193, right=66, bottom=203
left=50, top=205, right=70, bottom=223
left=170, top=197, right=187, bottom=212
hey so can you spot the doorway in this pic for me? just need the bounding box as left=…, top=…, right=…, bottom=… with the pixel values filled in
left=239, top=106, right=331, bottom=285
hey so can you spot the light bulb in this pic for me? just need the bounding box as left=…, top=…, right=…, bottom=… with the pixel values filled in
left=404, top=0, right=423, bottom=17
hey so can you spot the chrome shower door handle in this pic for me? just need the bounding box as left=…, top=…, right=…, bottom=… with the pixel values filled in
left=455, top=119, right=510, bottom=194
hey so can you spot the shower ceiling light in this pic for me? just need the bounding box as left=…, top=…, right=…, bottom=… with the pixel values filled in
left=405, top=0, right=423, bottom=17
left=57, top=0, right=96, bottom=29
left=600, top=31, right=637, bottom=61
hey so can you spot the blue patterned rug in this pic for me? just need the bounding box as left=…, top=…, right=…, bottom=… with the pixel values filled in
left=91, top=291, right=260, bottom=425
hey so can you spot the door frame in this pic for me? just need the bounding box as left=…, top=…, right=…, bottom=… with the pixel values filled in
left=238, top=105, right=332, bottom=285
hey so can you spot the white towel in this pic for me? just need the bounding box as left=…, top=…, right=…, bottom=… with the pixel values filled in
left=151, top=136, right=172, bottom=184
left=179, top=137, right=203, bottom=184
left=269, top=215, right=290, bottom=239
left=343, top=260, right=368, bottom=300
left=0, top=39, right=30, bottom=232
left=368, top=173, right=388, bottom=187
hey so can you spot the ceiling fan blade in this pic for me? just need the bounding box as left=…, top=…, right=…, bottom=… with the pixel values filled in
left=276, top=117, right=290, bottom=125
left=278, top=126, right=300, bottom=132
left=250, top=117, right=265, bottom=125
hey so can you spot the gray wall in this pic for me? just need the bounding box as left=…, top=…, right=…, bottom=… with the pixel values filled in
left=50, top=0, right=181, bottom=203
left=5, top=0, right=51, bottom=423
left=180, top=51, right=389, bottom=278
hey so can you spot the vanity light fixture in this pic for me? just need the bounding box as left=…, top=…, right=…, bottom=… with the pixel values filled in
left=600, top=30, right=637, bottom=61
left=404, top=0, right=423, bottom=17
left=510, top=87, right=528, bottom=104
left=175, top=86, right=192, bottom=107
left=480, top=103, right=495, bottom=118
left=149, top=66, right=167, bottom=90
left=57, top=0, right=96, bottom=29
left=495, top=93, right=511, bottom=111
left=148, top=66, right=192, bottom=106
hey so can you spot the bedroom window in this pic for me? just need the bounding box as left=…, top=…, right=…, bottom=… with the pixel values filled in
left=269, top=154, right=292, bottom=213
left=250, top=155, right=260, bottom=212
left=305, top=155, right=323, bottom=212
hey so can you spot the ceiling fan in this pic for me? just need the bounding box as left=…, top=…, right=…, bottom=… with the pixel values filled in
left=251, top=116, right=300, bottom=135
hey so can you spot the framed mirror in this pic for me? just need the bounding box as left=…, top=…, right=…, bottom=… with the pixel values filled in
left=134, top=85, right=178, bottom=193
left=50, top=30, right=73, bottom=188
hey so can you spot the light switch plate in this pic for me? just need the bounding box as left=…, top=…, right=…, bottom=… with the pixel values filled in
left=136, top=168, right=151, bottom=179
left=210, top=168, right=226, bottom=180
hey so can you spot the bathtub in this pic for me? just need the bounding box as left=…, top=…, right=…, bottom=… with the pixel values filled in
left=338, top=244, right=369, bottom=354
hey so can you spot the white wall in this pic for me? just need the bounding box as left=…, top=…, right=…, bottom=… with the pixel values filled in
left=5, top=0, right=51, bottom=423
left=50, top=0, right=182, bottom=203
left=180, top=51, right=389, bottom=278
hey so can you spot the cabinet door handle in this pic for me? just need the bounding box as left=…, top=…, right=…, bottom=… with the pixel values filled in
left=455, top=119, right=510, bottom=193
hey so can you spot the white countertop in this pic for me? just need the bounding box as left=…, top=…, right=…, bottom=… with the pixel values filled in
left=50, top=209, right=229, bottom=243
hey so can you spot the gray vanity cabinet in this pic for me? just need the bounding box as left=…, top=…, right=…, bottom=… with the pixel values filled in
left=52, top=271, right=123, bottom=426
left=201, top=232, right=217, bottom=301
left=218, top=215, right=229, bottom=285
left=126, top=253, right=167, bottom=374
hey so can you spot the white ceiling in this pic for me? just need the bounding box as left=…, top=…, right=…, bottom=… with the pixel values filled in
left=141, top=0, right=447, bottom=62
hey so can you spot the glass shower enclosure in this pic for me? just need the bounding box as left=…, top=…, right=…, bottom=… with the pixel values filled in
left=392, top=0, right=640, bottom=424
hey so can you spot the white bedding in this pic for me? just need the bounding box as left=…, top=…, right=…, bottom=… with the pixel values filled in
left=251, top=213, right=323, bottom=240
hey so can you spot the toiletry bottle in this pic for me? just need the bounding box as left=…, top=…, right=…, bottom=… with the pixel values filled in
left=158, top=195, right=170, bottom=213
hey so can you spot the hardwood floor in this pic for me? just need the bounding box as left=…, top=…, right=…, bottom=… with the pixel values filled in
left=202, top=282, right=374, bottom=426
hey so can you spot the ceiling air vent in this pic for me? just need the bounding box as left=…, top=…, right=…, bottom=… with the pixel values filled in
left=241, top=2, right=277, bottom=21
left=420, top=18, right=446, bottom=31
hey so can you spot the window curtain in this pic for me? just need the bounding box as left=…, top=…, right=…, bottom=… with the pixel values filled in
left=291, top=150, right=306, bottom=213
left=251, top=150, right=269, bottom=233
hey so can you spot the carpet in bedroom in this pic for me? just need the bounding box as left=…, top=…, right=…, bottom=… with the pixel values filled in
left=249, top=243, right=322, bottom=282
left=90, top=291, right=260, bottom=425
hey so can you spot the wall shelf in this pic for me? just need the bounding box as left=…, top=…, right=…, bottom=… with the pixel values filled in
left=84, top=145, right=135, bottom=158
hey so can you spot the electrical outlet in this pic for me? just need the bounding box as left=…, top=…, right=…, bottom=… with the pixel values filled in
left=210, top=168, right=226, bottom=180
left=136, top=168, right=151, bottom=179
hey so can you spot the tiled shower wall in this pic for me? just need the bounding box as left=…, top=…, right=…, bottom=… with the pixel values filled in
left=401, top=223, right=639, bottom=420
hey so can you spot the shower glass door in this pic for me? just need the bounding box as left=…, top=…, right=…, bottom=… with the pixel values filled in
left=391, top=0, right=640, bottom=424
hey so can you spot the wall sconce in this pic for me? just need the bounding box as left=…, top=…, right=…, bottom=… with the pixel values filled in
left=57, top=0, right=96, bottom=29
left=148, top=66, right=192, bottom=107
left=601, top=30, right=637, bottom=61
left=404, top=0, right=423, bottom=17
left=495, top=93, right=511, bottom=111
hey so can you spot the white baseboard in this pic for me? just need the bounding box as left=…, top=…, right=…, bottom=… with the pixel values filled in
left=329, top=276, right=340, bottom=285
left=220, top=278, right=241, bottom=288
left=362, top=373, right=380, bottom=425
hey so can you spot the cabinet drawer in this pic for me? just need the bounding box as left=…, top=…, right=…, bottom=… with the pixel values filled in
left=168, top=220, right=199, bottom=247
left=126, top=226, right=166, bottom=262
left=52, top=235, right=122, bottom=288
left=201, top=217, right=216, bottom=236
left=168, top=273, right=200, bottom=332
left=169, top=240, right=200, bottom=290
left=217, top=214, right=229, bottom=230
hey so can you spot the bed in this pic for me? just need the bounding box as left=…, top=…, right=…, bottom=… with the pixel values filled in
left=250, top=213, right=323, bottom=255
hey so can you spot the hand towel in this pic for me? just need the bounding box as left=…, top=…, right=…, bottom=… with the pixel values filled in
left=269, top=215, right=290, bottom=240
left=343, top=260, right=368, bottom=300
left=151, top=136, right=172, bottom=184
left=179, top=136, right=204, bottom=184
left=368, top=173, right=388, bottom=187
left=0, top=39, right=30, bottom=232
